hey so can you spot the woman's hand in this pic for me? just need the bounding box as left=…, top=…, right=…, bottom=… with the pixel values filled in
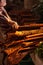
left=9, top=20, right=19, bottom=30
left=12, top=21, right=19, bottom=30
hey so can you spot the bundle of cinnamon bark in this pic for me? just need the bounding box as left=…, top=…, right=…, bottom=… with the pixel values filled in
left=0, top=23, right=43, bottom=65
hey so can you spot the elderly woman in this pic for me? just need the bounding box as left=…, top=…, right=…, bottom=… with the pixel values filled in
left=0, top=0, right=19, bottom=43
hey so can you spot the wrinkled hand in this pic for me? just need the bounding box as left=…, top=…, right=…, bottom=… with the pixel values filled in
left=9, top=20, right=19, bottom=30
left=12, top=21, right=19, bottom=30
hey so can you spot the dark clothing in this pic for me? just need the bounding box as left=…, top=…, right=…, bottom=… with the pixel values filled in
left=0, top=15, right=12, bottom=43
left=0, top=15, right=12, bottom=33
